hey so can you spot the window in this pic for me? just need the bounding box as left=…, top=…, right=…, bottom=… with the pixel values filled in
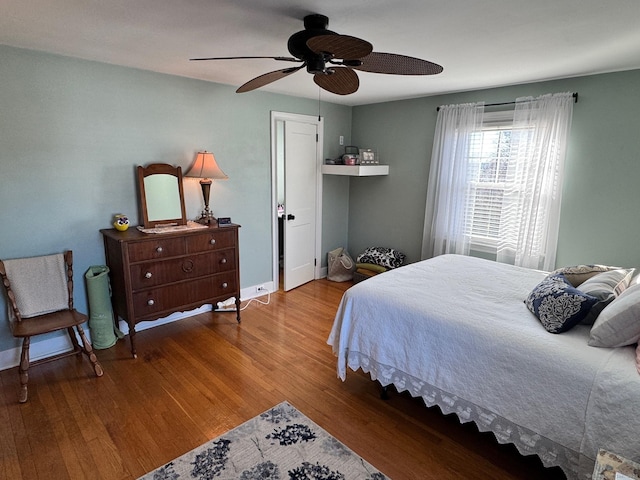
left=465, top=111, right=522, bottom=251
left=423, top=92, right=574, bottom=271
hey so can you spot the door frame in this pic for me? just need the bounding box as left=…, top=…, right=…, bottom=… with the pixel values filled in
left=270, top=111, right=324, bottom=291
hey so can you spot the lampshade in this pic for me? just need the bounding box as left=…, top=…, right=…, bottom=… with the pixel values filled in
left=186, top=151, right=228, bottom=225
left=185, top=151, right=228, bottom=180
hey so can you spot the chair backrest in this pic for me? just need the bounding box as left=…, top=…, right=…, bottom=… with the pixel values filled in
left=0, top=252, right=72, bottom=321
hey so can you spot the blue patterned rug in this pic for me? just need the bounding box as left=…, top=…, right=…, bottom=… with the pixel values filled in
left=139, top=401, right=388, bottom=480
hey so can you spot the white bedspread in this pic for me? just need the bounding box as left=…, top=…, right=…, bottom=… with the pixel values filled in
left=327, top=254, right=640, bottom=480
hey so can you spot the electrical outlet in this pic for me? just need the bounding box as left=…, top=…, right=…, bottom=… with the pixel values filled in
left=339, top=135, right=344, bottom=145
left=256, top=285, right=266, bottom=293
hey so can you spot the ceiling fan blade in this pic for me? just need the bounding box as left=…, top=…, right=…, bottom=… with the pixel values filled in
left=307, top=35, right=373, bottom=60
left=353, top=52, right=443, bottom=75
left=236, top=65, right=305, bottom=93
left=190, top=55, right=301, bottom=63
left=314, top=67, right=359, bottom=95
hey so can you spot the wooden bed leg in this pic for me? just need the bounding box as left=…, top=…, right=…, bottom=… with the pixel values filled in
left=380, top=385, right=390, bottom=400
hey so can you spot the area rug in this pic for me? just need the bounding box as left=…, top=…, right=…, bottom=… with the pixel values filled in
left=139, top=401, right=388, bottom=480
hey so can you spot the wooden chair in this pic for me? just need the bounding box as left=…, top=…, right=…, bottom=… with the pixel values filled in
left=0, top=251, right=103, bottom=403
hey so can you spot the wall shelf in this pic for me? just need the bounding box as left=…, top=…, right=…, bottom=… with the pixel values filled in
left=321, top=164, right=389, bottom=176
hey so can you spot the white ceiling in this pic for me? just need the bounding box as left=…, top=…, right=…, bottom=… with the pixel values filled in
left=2, top=0, right=640, bottom=106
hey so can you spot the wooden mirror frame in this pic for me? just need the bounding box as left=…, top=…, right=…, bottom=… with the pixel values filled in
left=137, top=163, right=188, bottom=229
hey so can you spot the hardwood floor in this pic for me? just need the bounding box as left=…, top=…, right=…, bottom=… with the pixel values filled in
left=0, top=278, right=566, bottom=479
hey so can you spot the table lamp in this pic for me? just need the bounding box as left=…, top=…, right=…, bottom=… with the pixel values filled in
left=185, top=151, right=228, bottom=225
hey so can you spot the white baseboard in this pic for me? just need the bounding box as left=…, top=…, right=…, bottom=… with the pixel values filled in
left=0, top=334, right=77, bottom=372
left=0, top=281, right=275, bottom=372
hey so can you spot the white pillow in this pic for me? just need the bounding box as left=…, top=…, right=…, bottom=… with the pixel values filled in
left=588, top=283, right=640, bottom=347
left=578, top=268, right=634, bottom=300
left=552, top=264, right=619, bottom=287
left=578, top=268, right=634, bottom=325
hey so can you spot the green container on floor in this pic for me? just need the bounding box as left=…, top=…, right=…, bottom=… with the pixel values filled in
left=85, top=265, right=121, bottom=349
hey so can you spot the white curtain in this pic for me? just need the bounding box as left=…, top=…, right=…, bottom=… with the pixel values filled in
left=421, top=102, right=484, bottom=259
left=422, top=92, right=574, bottom=269
left=496, top=93, right=574, bottom=271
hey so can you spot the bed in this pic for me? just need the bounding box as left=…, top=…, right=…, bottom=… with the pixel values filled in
left=327, top=254, right=640, bottom=480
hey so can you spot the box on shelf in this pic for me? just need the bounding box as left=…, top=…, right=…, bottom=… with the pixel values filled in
left=359, top=149, right=378, bottom=165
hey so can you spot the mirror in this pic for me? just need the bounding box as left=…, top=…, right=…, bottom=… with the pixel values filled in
left=137, top=163, right=188, bottom=229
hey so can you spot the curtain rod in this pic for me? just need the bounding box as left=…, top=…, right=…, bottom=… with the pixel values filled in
left=436, top=92, right=578, bottom=112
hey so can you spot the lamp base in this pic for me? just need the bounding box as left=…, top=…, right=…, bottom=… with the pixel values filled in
left=195, top=209, right=218, bottom=225
left=195, top=180, right=218, bottom=225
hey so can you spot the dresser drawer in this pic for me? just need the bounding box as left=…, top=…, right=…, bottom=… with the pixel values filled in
left=127, top=237, right=185, bottom=262
left=132, top=272, right=238, bottom=318
left=129, top=249, right=236, bottom=289
left=187, top=229, right=235, bottom=253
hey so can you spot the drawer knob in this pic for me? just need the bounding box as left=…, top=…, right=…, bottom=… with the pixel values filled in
left=147, top=299, right=155, bottom=306
left=145, top=271, right=152, bottom=279
left=222, top=282, right=228, bottom=289
left=220, top=258, right=227, bottom=264
left=156, top=246, right=163, bottom=253
left=209, top=238, right=216, bottom=245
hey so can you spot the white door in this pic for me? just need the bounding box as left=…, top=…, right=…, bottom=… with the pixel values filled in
left=283, top=120, right=318, bottom=291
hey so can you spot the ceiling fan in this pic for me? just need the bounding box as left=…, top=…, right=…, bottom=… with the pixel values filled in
left=190, top=14, right=443, bottom=95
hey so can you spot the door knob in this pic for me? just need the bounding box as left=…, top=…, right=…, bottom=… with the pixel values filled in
left=287, top=214, right=295, bottom=220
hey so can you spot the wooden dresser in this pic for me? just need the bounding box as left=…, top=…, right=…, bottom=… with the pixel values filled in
left=100, top=224, right=240, bottom=357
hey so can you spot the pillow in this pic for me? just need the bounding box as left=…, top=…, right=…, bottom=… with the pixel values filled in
left=588, top=282, right=640, bottom=347
left=577, top=268, right=634, bottom=325
left=356, top=247, right=406, bottom=269
left=355, top=262, right=388, bottom=274
left=525, top=273, right=598, bottom=333
left=551, top=264, right=620, bottom=288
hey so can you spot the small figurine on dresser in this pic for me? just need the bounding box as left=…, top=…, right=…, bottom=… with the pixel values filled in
left=113, top=214, right=130, bottom=231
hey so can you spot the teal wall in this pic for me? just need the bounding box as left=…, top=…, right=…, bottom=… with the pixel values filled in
left=3, top=42, right=640, bottom=356
left=350, top=70, right=640, bottom=269
left=0, top=45, right=351, bottom=353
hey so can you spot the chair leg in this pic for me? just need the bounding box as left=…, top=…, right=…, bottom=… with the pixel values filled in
left=66, top=327, right=82, bottom=355
left=18, top=337, right=30, bottom=403
left=75, top=324, right=104, bottom=377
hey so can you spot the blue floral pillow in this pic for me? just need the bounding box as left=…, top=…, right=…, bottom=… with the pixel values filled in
left=525, top=273, right=598, bottom=333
